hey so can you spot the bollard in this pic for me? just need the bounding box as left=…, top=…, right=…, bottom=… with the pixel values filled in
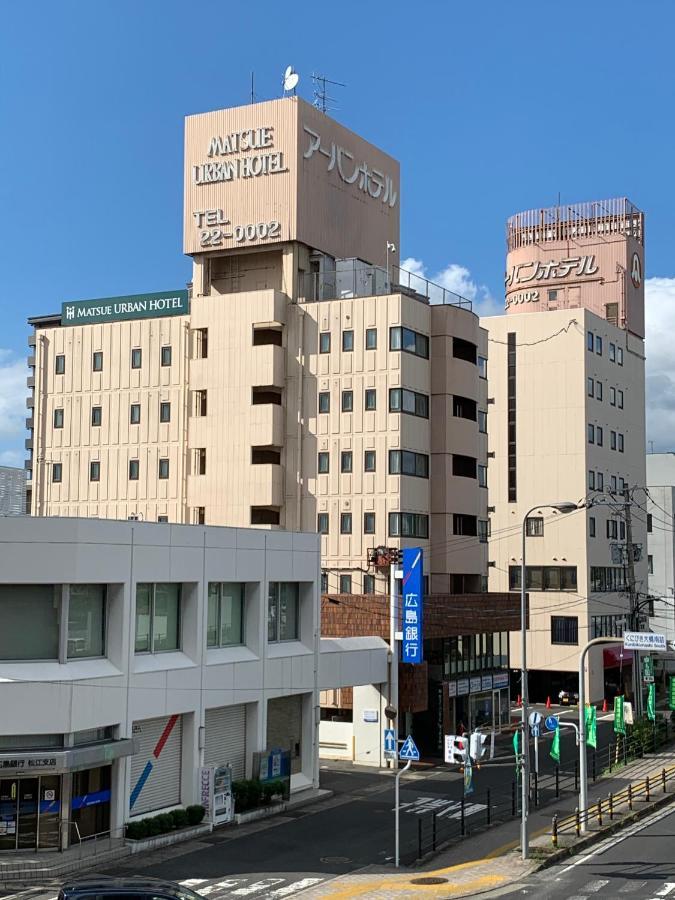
left=486, top=789, right=491, bottom=826
left=663, top=768, right=667, bottom=794
left=575, top=806, right=581, bottom=837
left=597, top=799, right=603, bottom=827
left=646, top=775, right=651, bottom=803
left=555, top=765, right=560, bottom=799
left=432, top=811, right=437, bottom=851
left=511, top=780, right=517, bottom=817
left=417, top=817, right=422, bottom=859
left=608, top=792, right=614, bottom=820
left=552, top=813, right=558, bottom=848
left=628, top=783, right=633, bottom=810
left=609, top=742, right=613, bottom=773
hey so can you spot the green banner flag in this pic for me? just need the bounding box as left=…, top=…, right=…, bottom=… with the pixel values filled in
left=614, top=695, right=625, bottom=735
left=513, top=728, right=520, bottom=774
left=669, top=676, right=675, bottom=711
left=648, top=683, right=656, bottom=721
left=550, top=726, right=560, bottom=763
left=585, top=704, right=597, bottom=749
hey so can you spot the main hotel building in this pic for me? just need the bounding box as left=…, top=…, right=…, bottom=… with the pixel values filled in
left=25, top=97, right=522, bottom=753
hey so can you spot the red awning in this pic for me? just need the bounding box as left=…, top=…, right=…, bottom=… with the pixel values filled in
left=603, top=645, right=633, bottom=668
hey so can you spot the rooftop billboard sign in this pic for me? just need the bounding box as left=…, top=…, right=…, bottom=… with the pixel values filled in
left=61, top=290, right=189, bottom=326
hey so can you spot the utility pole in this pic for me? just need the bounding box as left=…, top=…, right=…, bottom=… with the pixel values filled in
left=623, top=487, right=641, bottom=717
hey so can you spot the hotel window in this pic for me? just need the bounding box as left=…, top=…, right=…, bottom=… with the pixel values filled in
left=195, top=506, right=206, bottom=525
left=321, top=572, right=328, bottom=593
left=610, top=430, right=617, bottom=450
left=390, top=326, right=430, bottom=359
left=618, top=433, right=624, bottom=453
left=648, top=555, right=654, bottom=575
left=648, top=514, right=653, bottom=533
left=91, top=406, right=102, bottom=427
left=161, top=346, right=172, bottom=367
left=194, top=327, right=208, bottom=359
left=525, top=516, right=544, bottom=537
left=389, top=512, right=429, bottom=539
left=160, top=401, right=171, bottom=423
left=158, top=515, right=169, bottom=523
left=551, top=616, right=578, bottom=645
left=587, top=331, right=594, bottom=351
left=478, top=356, right=487, bottom=379
left=55, top=354, right=65, bottom=375
left=453, top=513, right=477, bottom=536
left=319, top=332, right=331, bottom=353
left=342, top=330, right=354, bottom=352
left=610, top=386, right=616, bottom=406
left=365, top=328, right=377, bottom=350
left=341, top=390, right=353, bottom=412
left=159, top=458, right=170, bottom=479
left=90, top=461, right=100, bottom=482
left=317, top=513, right=329, bottom=534
left=53, top=463, right=62, bottom=483
left=509, top=566, right=577, bottom=592
left=130, top=403, right=141, bottom=425
left=364, top=450, right=376, bottom=472
left=92, top=351, right=103, bottom=372
left=318, top=452, right=329, bottom=474
left=54, top=408, right=64, bottom=429
left=587, top=377, right=594, bottom=398
left=319, top=392, right=330, bottom=414
left=453, top=454, right=476, bottom=478
left=364, top=512, right=376, bottom=534
left=478, top=409, right=488, bottom=433
left=548, top=289, right=558, bottom=302
left=135, top=583, right=181, bottom=653
left=588, top=470, right=595, bottom=490
left=68, top=585, right=106, bottom=659
left=207, top=582, right=244, bottom=648
left=478, top=464, right=488, bottom=488
left=478, top=519, right=489, bottom=543
left=453, top=395, right=477, bottom=420
left=595, top=335, right=603, bottom=355
left=588, top=424, right=595, bottom=444
left=597, top=472, right=604, bottom=490
left=618, top=390, right=624, bottom=409
left=609, top=342, right=616, bottom=362
left=365, top=388, right=377, bottom=411
left=607, top=519, right=618, bottom=539
left=451, top=336, right=476, bottom=364
left=340, top=512, right=352, bottom=534
left=610, top=475, right=617, bottom=491
left=596, top=426, right=603, bottom=447
left=389, top=449, right=429, bottom=478
left=339, top=574, right=352, bottom=594
left=268, top=582, right=299, bottom=642
left=131, top=348, right=142, bottom=369
left=364, top=574, right=376, bottom=593
left=193, top=390, right=207, bottom=417
left=389, top=388, right=429, bottom=418
left=341, top=451, right=353, bottom=473
left=589, top=516, right=596, bottom=538
left=196, top=448, right=206, bottom=475
left=617, top=347, right=624, bottom=365
left=129, top=459, right=139, bottom=481
left=596, top=381, right=603, bottom=401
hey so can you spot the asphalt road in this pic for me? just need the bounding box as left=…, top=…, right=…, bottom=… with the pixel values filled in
left=495, top=803, right=675, bottom=899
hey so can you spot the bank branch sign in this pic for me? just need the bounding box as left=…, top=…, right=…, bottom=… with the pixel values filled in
left=61, top=289, right=189, bottom=326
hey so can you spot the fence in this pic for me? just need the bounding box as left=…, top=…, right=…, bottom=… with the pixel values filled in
left=403, top=718, right=671, bottom=863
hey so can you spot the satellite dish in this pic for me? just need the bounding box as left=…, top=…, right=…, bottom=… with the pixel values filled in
left=283, top=65, right=299, bottom=93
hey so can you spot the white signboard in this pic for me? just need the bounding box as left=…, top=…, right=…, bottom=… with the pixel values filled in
left=624, top=631, right=667, bottom=652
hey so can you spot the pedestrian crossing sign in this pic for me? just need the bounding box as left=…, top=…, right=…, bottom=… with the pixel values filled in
left=399, top=734, right=420, bottom=761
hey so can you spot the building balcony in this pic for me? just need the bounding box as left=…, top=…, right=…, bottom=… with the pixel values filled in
left=25, top=438, right=33, bottom=450
left=251, top=344, right=285, bottom=389
left=28, top=334, right=36, bottom=348
left=250, top=403, right=284, bottom=447
left=27, top=355, right=35, bottom=368
left=25, top=417, right=33, bottom=430
left=250, top=464, right=283, bottom=508
left=26, top=395, right=34, bottom=409
left=27, top=375, right=35, bottom=389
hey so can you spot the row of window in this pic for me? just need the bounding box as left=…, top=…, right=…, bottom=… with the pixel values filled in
left=587, top=331, right=624, bottom=364
left=508, top=566, right=578, bottom=591
left=590, top=566, right=628, bottom=592
left=591, top=614, right=626, bottom=639
left=317, top=449, right=431, bottom=478
left=440, top=632, right=510, bottom=676
left=587, top=378, right=625, bottom=408
left=319, top=328, right=378, bottom=353
left=587, top=471, right=628, bottom=492
left=319, top=326, right=487, bottom=370
left=317, top=511, right=488, bottom=540
left=53, top=400, right=173, bottom=430
left=53, top=458, right=171, bottom=483
left=55, top=346, right=173, bottom=376
left=587, top=424, right=625, bottom=451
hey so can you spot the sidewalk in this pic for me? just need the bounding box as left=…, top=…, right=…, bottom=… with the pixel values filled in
left=299, top=744, right=675, bottom=899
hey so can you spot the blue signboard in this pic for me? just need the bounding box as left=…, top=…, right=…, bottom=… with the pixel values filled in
left=401, top=548, right=423, bottom=664
left=545, top=715, right=559, bottom=732
left=399, top=735, right=420, bottom=761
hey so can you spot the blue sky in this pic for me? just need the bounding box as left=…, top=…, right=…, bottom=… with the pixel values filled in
left=1, top=0, right=675, bottom=462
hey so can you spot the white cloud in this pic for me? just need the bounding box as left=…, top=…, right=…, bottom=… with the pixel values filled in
left=0, top=352, right=29, bottom=466
left=645, top=277, right=675, bottom=451
left=399, top=257, right=502, bottom=317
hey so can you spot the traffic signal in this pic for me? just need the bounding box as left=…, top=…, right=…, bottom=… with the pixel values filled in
left=444, top=735, right=468, bottom=765
left=469, top=732, right=489, bottom=762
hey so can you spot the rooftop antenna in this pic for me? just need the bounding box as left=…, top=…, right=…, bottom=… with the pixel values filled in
left=312, top=72, right=346, bottom=114
left=250, top=71, right=256, bottom=104
left=282, top=65, right=300, bottom=95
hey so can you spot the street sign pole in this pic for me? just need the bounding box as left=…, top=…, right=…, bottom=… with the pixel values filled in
left=394, top=757, right=411, bottom=867
left=534, top=731, right=539, bottom=776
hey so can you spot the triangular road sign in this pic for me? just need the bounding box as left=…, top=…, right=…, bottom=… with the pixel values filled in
left=399, top=734, right=420, bottom=761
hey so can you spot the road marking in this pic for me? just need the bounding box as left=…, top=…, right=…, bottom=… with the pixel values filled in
left=584, top=880, right=609, bottom=893
left=180, top=881, right=208, bottom=888
left=559, top=803, right=675, bottom=874
left=231, top=880, right=285, bottom=896
left=619, top=883, right=648, bottom=893
left=267, top=879, right=323, bottom=897
left=656, top=886, right=675, bottom=897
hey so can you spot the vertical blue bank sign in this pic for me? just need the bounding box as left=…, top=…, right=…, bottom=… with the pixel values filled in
left=401, top=548, right=424, bottom=664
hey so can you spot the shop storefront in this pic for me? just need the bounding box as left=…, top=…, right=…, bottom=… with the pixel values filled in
left=447, top=671, right=510, bottom=734
left=0, top=740, right=135, bottom=852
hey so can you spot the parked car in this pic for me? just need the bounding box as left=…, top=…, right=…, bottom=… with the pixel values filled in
left=59, top=877, right=203, bottom=900
left=558, top=688, right=579, bottom=705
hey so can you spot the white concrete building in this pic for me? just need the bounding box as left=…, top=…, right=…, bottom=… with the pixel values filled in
left=646, top=453, right=675, bottom=645
left=0, top=517, right=387, bottom=852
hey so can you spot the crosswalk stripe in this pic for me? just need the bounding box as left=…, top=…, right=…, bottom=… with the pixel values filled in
left=230, top=880, right=286, bottom=896
left=584, top=881, right=610, bottom=893
left=565, top=895, right=588, bottom=900
left=180, top=881, right=208, bottom=888
left=267, top=879, right=323, bottom=897
left=619, top=883, right=648, bottom=893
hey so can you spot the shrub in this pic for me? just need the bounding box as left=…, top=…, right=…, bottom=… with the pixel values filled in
left=155, top=813, right=174, bottom=833
left=232, top=780, right=250, bottom=812
left=170, top=808, right=189, bottom=829
left=126, top=820, right=148, bottom=840
left=144, top=817, right=163, bottom=837
left=186, top=804, right=206, bottom=826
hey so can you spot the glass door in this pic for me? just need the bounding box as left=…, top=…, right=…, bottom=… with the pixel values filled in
left=17, top=778, right=39, bottom=849
left=0, top=780, right=18, bottom=851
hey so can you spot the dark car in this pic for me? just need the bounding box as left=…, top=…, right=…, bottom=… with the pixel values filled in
left=58, top=876, right=203, bottom=900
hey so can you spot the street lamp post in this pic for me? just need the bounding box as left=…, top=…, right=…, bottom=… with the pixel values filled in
left=520, top=501, right=577, bottom=860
